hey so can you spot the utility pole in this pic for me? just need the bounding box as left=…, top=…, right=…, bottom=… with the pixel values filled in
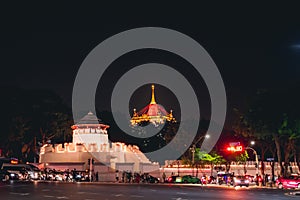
left=177, top=160, right=180, bottom=176
left=190, top=145, right=196, bottom=165
left=34, top=136, right=37, bottom=163
left=189, top=145, right=196, bottom=176
left=89, top=158, right=93, bottom=182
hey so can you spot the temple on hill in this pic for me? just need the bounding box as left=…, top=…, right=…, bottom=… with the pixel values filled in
left=39, top=112, right=159, bottom=175
left=130, top=85, right=176, bottom=126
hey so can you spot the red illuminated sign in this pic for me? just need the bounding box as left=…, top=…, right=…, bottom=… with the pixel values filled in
left=227, top=145, right=243, bottom=152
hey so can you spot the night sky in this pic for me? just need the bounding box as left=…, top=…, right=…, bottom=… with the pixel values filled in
left=1, top=3, right=300, bottom=128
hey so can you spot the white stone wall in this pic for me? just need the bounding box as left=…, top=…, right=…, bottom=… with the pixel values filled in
left=73, top=133, right=109, bottom=150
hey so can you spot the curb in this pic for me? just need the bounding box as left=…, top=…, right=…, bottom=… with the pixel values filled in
left=32, top=181, right=280, bottom=189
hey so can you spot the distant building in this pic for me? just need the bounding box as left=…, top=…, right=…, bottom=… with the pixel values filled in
left=39, top=112, right=159, bottom=173
left=130, top=85, right=176, bottom=126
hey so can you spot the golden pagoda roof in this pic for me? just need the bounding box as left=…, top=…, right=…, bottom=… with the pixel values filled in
left=131, top=85, right=176, bottom=125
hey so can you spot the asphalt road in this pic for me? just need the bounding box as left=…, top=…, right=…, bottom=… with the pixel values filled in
left=0, top=181, right=298, bottom=200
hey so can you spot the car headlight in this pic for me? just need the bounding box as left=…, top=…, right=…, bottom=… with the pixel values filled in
left=10, top=174, right=15, bottom=177
left=235, top=180, right=241, bottom=183
left=245, top=180, right=249, bottom=183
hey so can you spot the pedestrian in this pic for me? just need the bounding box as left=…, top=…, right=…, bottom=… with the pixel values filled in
left=95, top=171, right=99, bottom=182
left=135, top=173, right=141, bottom=183
left=122, top=171, right=125, bottom=183
left=115, top=170, right=119, bottom=182
left=128, top=171, right=132, bottom=183
left=265, top=174, right=269, bottom=186
left=162, top=172, right=166, bottom=183
left=72, top=168, right=77, bottom=182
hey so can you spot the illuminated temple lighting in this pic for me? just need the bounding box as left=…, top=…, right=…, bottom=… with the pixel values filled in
left=130, top=84, right=176, bottom=126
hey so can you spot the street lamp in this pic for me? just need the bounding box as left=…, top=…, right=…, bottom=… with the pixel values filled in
left=190, top=134, right=210, bottom=165
left=190, top=145, right=196, bottom=165
left=245, top=146, right=259, bottom=176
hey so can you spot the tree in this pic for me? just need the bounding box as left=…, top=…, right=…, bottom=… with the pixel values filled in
left=235, top=151, right=249, bottom=175
left=233, top=107, right=273, bottom=177
left=195, top=150, right=226, bottom=176
left=278, top=116, right=300, bottom=176
left=0, top=87, right=73, bottom=162
left=233, top=88, right=300, bottom=176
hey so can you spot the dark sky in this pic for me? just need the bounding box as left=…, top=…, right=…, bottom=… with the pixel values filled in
left=1, top=3, right=300, bottom=128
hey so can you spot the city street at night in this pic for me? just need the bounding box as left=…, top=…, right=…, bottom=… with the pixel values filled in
left=0, top=181, right=297, bottom=200
left=2, top=2, right=300, bottom=200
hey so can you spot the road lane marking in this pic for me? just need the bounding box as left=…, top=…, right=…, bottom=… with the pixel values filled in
left=114, top=194, right=124, bottom=197
left=10, top=192, right=30, bottom=196
left=56, top=196, right=69, bottom=199
left=130, top=195, right=144, bottom=198
left=44, top=195, right=55, bottom=198
left=176, top=192, right=187, bottom=195
left=77, top=192, right=86, bottom=194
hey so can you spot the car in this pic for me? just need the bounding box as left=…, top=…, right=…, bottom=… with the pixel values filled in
left=0, top=168, right=21, bottom=181
left=1, top=163, right=41, bottom=180
left=276, top=174, right=300, bottom=189
left=217, top=172, right=234, bottom=185
left=176, top=175, right=201, bottom=184
left=166, top=175, right=179, bottom=183
left=231, top=175, right=250, bottom=187
left=146, top=175, right=160, bottom=183
left=72, top=170, right=90, bottom=182
left=244, top=175, right=255, bottom=183
left=207, top=176, right=217, bottom=184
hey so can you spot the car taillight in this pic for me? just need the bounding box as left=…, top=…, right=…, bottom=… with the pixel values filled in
left=258, top=177, right=262, bottom=182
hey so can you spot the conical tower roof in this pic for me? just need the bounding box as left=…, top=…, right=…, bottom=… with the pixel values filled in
left=72, top=112, right=109, bottom=129
left=76, top=111, right=102, bottom=125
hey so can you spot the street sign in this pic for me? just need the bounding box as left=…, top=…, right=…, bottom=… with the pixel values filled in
left=267, top=158, right=274, bottom=161
left=229, top=142, right=240, bottom=146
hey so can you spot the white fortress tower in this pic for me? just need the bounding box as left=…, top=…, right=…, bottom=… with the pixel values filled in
left=72, top=112, right=110, bottom=152
left=39, top=112, right=159, bottom=175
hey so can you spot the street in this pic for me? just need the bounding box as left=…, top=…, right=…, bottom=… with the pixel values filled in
left=0, top=181, right=297, bottom=200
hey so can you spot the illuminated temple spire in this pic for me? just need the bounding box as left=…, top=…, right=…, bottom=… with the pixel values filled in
left=150, top=84, right=156, bottom=104
left=130, top=84, right=176, bottom=126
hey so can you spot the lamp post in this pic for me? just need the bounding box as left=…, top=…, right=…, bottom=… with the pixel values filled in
left=190, top=134, right=210, bottom=164
left=189, top=144, right=196, bottom=176
left=189, top=134, right=210, bottom=176
left=190, top=144, right=196, bottom=165
left=245, top=146, right=259, bottom=176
